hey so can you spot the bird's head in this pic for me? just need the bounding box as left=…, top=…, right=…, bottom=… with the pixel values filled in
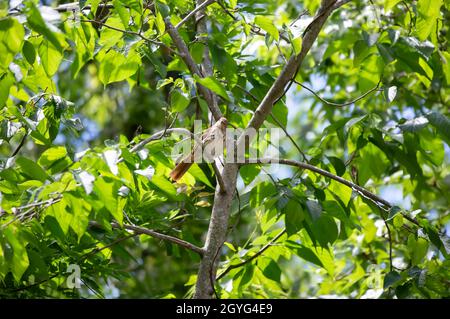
left=218, top=117, right=228, bottom=128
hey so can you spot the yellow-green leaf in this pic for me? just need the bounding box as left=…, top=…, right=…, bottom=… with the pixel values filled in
left=254, top=16, right=279, bottom=41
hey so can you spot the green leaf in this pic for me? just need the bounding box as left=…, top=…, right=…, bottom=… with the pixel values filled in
left=22, top=40, right=36, bottom=65
left=254, top=16, right=279, bottom=41
left=416, top=0, right=443, bottom=41
left=384, top=0, right=402, bottom=11
left=93, top=177, right=122, bottom=225
left=188, top=164, right=213, bottom=188
left=286, top=241, right=323, bottom=267
left=425, top=111, right=450, bottom=145
left=408, top=235, right=429, bottom=265
left=305, top=199, right=322, bottom=221
left=393, top=214, right=404, bottom=228
left=150, top=175, right=180, bottom=200
left=0, top=72, right=14, bottom=107
left=47, top=198, right=72, bottom=235
left=249, top=181, right=277, bottom=208
left=38, top=146, right=67, bottom=166
left=30, top=117, right=59, bottom=146
left=98, top=49, right=140, bottom=85
left=0, top=18, right=25, bottom=69
left=112, top=0, right=130, bottom=28
left=194, top=75, right=230, bottom=101
left=38, top=146, right=72, bottom=174
left=322, top=200, right=352, bottom=226
left=210, top=45, right=238, bottom=85
left=310, top=214, right=338, bottom=247
left=387, top=206, right=402, bottom=220
left=155, top=9, right=165, bottom=34
left=261, top=258, right=281, bottom=282
left=398, top=116, right=429, bottom=133
left=170, top=89, right=190, bottom=112
left=269, top=101, right=288, bottom=127
left=16, top=156, right=50, bottom=182
left=65, top=193, right=90, bottom=240
left=284, top=199, right=305, bottom=236
left=327, top=156, right=345, bottom=176
left=384, top=271, right=402, bottom=289
left=442, top=51, right=450, bottom=85
left=3, top=227, right=29, bottom=282
left=26, top=3, right=64, bottom=52
left=358, top=54, right=384, bottom=91
left=240, top=164, right=261, bottom=186
left=292, top=36, right=302, bottom=55
left=238, top=264, right=254, bottom=289
left=38, top=40, right=63, bottom=76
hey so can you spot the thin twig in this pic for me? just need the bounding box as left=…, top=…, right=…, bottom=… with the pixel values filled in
left=269, top=111, right=308, bottom=162
left=89, top=221, right=205, bottom=255
left=368, top=0, right=382, bottom=30
left=79, top=19, right=178, bottom=54
left=175, top=0, right=215, bottom=29
left=401, top=1, right=413, bottom=35
left=242, top=158, right=420, bottom=227
left=129, top=128, right=198, bottom=153
left=216, top=1, right=290, bottom=42
left=383, top=219, right=394, bottom=272
left=216, top=229, right=286, bottom=280
left=294, top=79, right=382, bottom=107
left=80, top=233, right=138, bottom=260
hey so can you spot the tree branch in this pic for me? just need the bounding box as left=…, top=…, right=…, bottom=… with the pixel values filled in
left=212, top=161, right=226, bottom=194
left=243, top=157, right=419, bottom=226
left=81, top=233, right=138, bottom=260
left=164, top=18, right=223, bottom=121
left=129, top=127, right=199, bottom=153
left=295, top=79, right=382, bottom=107
left=89, top=221, right=205, bottom=255
left=243, top=0, right=338, bottom=133
left=216, top=229, right=286, bottom=281
left=79, top=19, right=177, bottom=54
left=269, top=111, right=308, bottom=162
left=175, top=0, right=215, bottom=29
left=195, top=0, right=221, bottom=122
left=194, top=0, right=341, bottom=299
left=216, top=1, right=290, bottom=42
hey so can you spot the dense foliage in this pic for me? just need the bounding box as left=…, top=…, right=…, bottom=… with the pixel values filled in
left=0, top=0, right=449, bottom=298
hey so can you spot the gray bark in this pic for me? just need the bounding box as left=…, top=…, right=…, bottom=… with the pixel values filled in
left=194, top=0, right=340, bottom=299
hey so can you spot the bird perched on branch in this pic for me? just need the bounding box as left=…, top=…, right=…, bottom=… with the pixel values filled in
left=169, top=117, right=228, bottom=182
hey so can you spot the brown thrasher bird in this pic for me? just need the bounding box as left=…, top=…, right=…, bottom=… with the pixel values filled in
left=169, top=117, right=228, bottom=182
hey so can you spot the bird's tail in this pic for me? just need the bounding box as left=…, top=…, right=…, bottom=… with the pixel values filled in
left=169, top=162, right=193, bottom=181
left=169, top=154, right=194, bottom=181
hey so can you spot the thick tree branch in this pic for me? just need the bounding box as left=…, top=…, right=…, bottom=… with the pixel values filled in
left=194, top=0, right=340, bottom=299
left=244, top=0, right=338, bottom=132
left=195, top=0, right=220, bottom=121
left=212, top=161, right=226, bottom=194
left=89, top=221, right=205, bottom=255
left=164, top=18, right=223, bottom=121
